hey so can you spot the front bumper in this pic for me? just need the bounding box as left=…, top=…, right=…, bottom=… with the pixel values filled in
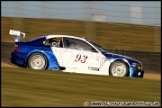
left=129, top=67, right=144, bottom=78
left=134, top=70, right=144, bottom=78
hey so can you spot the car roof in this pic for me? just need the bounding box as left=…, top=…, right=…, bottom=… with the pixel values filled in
left=46, top=35, right=86, bottom=41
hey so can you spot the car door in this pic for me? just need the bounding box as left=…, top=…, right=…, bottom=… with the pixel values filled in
left=45, top=37, right=66, bottom=68
left=62, top=37, right=105, bottom=74
left=48, top=37, right=78, bottom=72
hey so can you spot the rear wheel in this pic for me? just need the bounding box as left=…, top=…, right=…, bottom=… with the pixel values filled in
left=28, top=53, right=47, bottom=70
left=109, top=61, right=129, bottom=77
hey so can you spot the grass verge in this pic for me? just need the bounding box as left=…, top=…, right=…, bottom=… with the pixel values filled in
left=1, top=67, right=161, bottom=107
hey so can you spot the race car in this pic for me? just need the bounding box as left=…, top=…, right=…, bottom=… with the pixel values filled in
left=9, top=30, right=144, bottom=78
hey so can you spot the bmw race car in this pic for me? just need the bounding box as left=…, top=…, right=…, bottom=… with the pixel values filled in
left=9, top=30, right=144, bottom=78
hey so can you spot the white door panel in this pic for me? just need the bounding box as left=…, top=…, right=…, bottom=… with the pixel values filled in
left=61, top=49, right=77, bottom=69
left=51, top=46, right=108, bottom=74
left=51, top=47, right=64, bottom=66
left=48, top=36, right=109, bottom=75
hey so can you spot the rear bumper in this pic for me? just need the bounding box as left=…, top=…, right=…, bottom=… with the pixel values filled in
left=8, top=57, right=21, bottom=67
left=10, top=51, right=26, bottom=67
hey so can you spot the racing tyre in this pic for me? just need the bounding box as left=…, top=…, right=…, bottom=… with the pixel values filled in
left=109, top=61, right=129, bottom=77
left=28, top=53, right=47, bottom=70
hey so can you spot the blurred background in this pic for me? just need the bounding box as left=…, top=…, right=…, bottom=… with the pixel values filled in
left=1, top=1, right=161, bottom=73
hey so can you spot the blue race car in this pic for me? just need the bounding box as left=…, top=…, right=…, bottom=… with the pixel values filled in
left=9, top=30, right=144, bottom=78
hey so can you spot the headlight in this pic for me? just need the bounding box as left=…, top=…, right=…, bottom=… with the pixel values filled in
left=132, top=63, right=141, bottom=69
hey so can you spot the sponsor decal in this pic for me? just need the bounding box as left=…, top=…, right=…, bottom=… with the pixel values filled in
left=88, top=67, right=99, bottom=71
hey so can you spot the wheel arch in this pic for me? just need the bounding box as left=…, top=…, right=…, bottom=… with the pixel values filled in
left=25, top=49, right=60, bottom=70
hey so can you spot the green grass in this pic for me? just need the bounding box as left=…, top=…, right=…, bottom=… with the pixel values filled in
left=1, top=67, right=161, bottom=107
left=1, top=17, right=161, bottom=52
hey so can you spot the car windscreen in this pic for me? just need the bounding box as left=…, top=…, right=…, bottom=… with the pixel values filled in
left=87, top=39, right=108, bottom=53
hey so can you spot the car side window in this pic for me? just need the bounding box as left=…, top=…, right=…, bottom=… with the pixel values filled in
left=42, top=37, right=63, bottom=48
left=63, top=37, right=97, bottom=52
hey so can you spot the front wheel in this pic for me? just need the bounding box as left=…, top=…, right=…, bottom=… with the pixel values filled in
left=28, top=53, right=47, bottom=70
left=109, top=61, right=129, bottom=77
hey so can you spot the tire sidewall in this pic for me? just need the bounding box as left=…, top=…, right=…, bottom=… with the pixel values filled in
left=109, top=61, right=129, bottom=77
left=28, top=53, right=48, bottom=70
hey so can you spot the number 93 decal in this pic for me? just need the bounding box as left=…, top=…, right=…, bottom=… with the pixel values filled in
left=75, top=54, right=88, bottom=63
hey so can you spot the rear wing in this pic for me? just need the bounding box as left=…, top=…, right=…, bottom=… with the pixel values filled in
left=9, top=29, right=25, bottom=42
